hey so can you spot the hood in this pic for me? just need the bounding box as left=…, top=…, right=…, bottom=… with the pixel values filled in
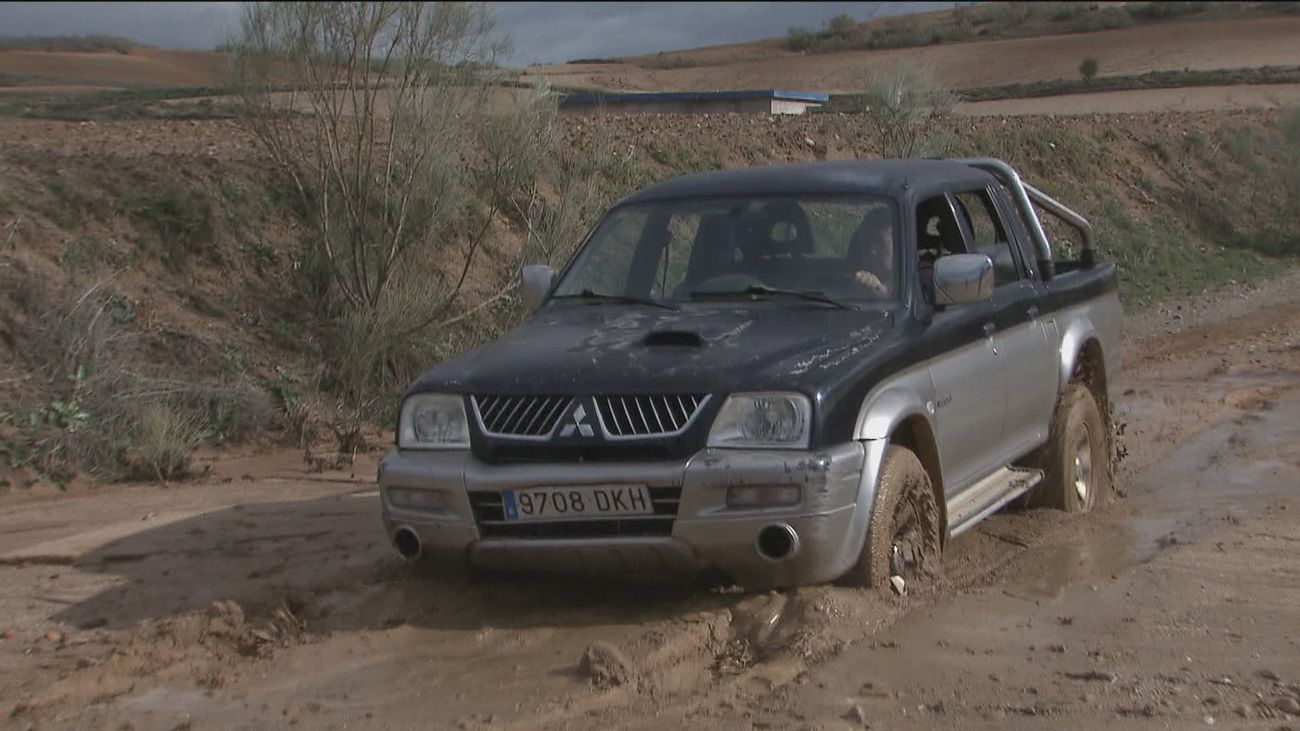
left=409, top=302, right=897, bottom=397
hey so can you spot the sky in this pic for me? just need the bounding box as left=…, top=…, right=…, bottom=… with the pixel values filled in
left=0, top=1, right=958, bottom=66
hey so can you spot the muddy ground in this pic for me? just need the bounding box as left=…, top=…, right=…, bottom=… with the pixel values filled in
left=1, top=271, right=1299, bottom=731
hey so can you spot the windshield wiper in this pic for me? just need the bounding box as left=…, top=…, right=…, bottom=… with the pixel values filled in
left=552, top=289, right=679, bottom=310
left=689, top=285, right=853, bottom=310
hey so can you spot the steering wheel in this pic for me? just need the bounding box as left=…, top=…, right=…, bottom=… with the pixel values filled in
left=805, top=270, right=889, bottom=298
left=687, top=272, right=767, bottom=294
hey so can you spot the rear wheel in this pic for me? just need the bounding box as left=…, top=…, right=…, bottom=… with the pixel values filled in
left=1036, top=383, right=1110, bottom=512
left=842, top=445, right=942, bottom=589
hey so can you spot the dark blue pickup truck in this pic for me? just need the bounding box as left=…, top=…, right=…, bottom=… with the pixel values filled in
left=378, top=157, right=1122, bottom=590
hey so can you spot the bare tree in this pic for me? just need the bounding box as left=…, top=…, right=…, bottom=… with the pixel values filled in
left=230, top=1, right=527, bottom=320
left=509, top=103, right=642, bottom=270
left=854, top=63, right=959, bottom=158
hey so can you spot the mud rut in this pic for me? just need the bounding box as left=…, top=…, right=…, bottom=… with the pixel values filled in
left=1, top=287, right=1298, bottom=730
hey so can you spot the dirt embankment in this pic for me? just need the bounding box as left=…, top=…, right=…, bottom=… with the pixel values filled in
left=0, top=269, right=1296, bottom=730
left=1, top=107, right=1297, bottom=488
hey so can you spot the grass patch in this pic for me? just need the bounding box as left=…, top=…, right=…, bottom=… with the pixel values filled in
left=883, top=66, right=1300, bottom=105
left=646, top=143, right=726, bottom=175
left=0, top=85, right=235, bottom=121
left=0, top=35, right=138, bottom=54
left=122, top=404, right=201, bottom=481
left=1094, top=196, right=1273, bottom=309
left=635, top=53, right=710, bottom=70
left=42, top=179, right=97, bottom=228
left=788, top=1, right=1260, bottom=55
left=119, top=187, right=215, bottom=271
left=59, top=235, right=120, bottom=272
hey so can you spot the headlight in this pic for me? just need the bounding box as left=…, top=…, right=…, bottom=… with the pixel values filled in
left=707, top=392, right=811, bottom=449
left=398, top=393, right=470, bottom=449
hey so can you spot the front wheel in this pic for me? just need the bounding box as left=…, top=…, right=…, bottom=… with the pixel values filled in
left=841, top=445, right=942, bottom=589
left=1036, top=383, right=1111, bottom=512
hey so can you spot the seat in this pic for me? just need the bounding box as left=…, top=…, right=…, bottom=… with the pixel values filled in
left=680, top=214, right=736, bottom=291
left=915, top=198, right=965, bottom=297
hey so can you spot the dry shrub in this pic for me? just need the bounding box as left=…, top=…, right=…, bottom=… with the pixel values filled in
left=122, top=404, right=201, bottom=481
left=850, top=63, right=959, bottom=158
left=231, top=3, right=570, bottom=412
left=1, top=270, right=275, bottom=483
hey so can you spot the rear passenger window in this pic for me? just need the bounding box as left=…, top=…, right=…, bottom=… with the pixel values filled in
left=953, top=189, right=1021, bottom=286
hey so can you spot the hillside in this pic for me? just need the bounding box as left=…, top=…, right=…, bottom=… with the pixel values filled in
left=0, top=46, right=228, bottom=92
left=524, top=14, right=1300, bottom=94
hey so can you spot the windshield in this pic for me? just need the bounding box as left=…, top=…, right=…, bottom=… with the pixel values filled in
left=551, top=194, right=899, bottom=304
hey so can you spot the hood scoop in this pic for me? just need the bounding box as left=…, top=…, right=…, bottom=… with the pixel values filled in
left=642, top=330, right=705, bottom=348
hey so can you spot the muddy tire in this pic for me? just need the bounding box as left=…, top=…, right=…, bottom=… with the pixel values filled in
left=1035, top=383, right=1111, bottom=512
left=841, top=445, right=942, bottom=589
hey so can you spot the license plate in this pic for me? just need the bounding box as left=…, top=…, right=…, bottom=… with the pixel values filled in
left=502, top=485, right=654, bottom=521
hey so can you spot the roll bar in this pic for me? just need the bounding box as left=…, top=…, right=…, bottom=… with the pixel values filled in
left=953, top=157, right=1096, bottom=281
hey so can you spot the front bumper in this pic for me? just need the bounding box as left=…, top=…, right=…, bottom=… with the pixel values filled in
left=378, top=440, right=889, bottom=588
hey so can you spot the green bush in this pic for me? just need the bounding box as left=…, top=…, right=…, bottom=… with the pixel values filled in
left=1066, top=7, right=1134, bottom=32
left=1127, top=1, right=1210, bottom=21
left=59, top=235, right=118, bottom=272
left=121, top=187, right=214, bottom=270
left=826, top=14, right=859, bottom=38
left=787, top=26, right=816, bottom=51
left=1079, top=57, right=1099, bottom=80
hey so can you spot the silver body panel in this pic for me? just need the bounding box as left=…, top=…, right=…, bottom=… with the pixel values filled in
left=855, top=291, right=1122, bottom=534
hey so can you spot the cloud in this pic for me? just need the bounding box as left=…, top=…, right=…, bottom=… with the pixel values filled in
left=0, top=2, right=956, bottom=64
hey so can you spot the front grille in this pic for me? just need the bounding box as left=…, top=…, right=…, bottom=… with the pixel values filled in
left=469, top=487, right=681, bottom=538
left=472, top=395, right=573, bottom=438
left=595, top=394, right=709, bottom=438
left=482, top=444, right=676, bottom=463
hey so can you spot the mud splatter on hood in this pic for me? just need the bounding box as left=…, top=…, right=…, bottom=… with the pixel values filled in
left=409, top=302, right=897, bottom=396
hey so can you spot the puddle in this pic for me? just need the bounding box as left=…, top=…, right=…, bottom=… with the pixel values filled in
left=1010, top=391, right=1300, bottom=600
left=1122, top=392, right=1300, bottom=561
left=119, top=685, right=212, bottom=715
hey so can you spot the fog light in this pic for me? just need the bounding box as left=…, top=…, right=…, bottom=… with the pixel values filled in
left=387, top=488, right=444, bottom=511
left=726, top=486, right=801, bottom=508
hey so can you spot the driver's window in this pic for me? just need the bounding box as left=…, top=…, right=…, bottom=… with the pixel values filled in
left=953, top=188, right=1022, bottom=286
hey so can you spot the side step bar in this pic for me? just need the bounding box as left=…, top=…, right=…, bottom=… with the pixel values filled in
left=946, top=466, right=1044, bottom=538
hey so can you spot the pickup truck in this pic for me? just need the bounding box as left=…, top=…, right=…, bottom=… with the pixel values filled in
left=378, top=157, right=1122, bottom=590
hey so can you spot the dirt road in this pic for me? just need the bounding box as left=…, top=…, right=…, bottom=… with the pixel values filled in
left=960, top=83, right=1300, bottom=117
left=2, top=273, right=1298, bottom=730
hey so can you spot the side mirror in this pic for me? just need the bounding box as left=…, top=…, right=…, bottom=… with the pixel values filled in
left=933, top=253, right=994, bottom=307
left=520, top=264, right=555, bottom=313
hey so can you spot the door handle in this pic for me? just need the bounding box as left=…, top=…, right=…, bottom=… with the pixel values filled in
left=983, top=322, right=996, bottom=337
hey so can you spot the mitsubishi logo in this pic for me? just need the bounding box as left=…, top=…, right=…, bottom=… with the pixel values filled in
left=559, top=403, right=596, bottom=438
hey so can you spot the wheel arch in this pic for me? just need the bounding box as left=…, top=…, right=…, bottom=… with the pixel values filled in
left=1060, top=328, right=1109, bottom=419
left=854, top=386, right=947, bottom=541
left=1059, top=320, right=1106, bottom=395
